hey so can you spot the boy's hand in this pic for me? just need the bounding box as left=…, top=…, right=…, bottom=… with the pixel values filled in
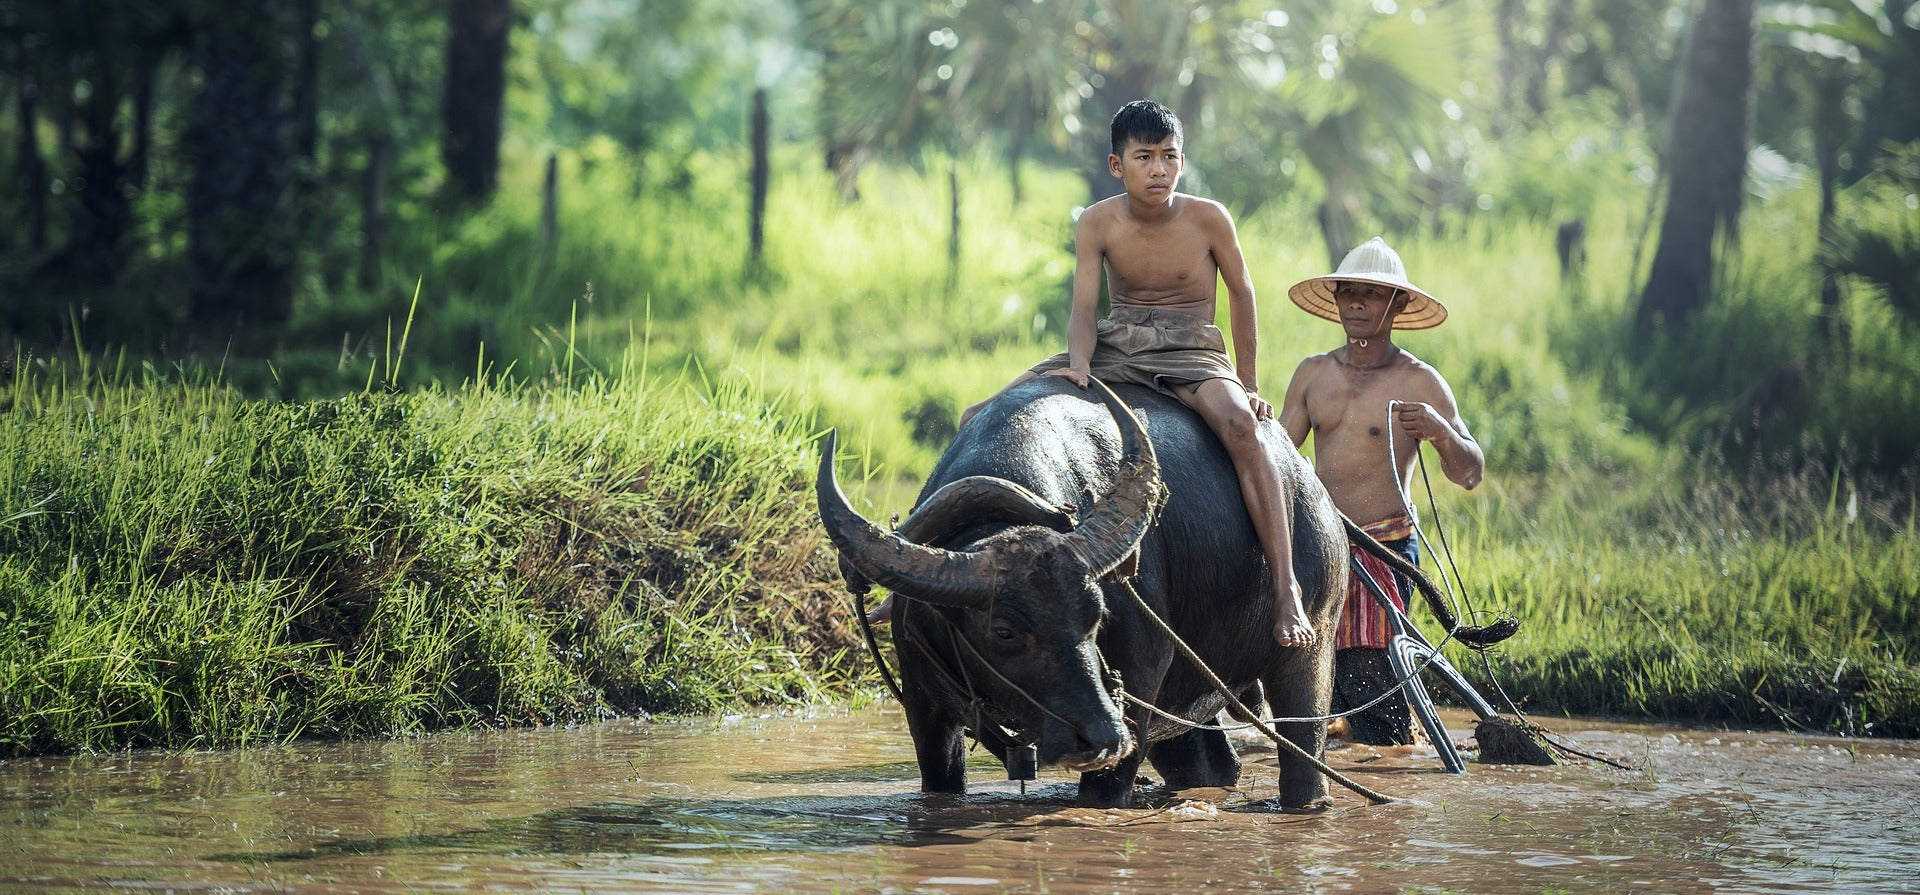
left=1392, top=401, right=1448, bottom=443
left=1044, top=368, right=1091, bottom=388
left=1246, top=391, right=1274, bottom=421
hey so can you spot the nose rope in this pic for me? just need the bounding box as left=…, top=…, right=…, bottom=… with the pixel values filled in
left=940, top=614, right=1116, bottom=737
left=887, top=595, right=1113, bottom=762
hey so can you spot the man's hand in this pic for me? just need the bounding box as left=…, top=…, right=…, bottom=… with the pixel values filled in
left=1392, top=400, right=1449, bottom=443
left=1246, top=390, right=1274, bottom=421
left=1043, top=367, right=1091, bottom=388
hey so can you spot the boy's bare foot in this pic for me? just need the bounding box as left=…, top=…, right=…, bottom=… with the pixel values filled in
left=1272, top=581, right=1317, bottom=648
left=864, top=595, right=896, bottom=625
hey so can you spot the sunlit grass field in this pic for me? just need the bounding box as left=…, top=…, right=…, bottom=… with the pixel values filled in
left=4, top=141, right=1915, bottom=752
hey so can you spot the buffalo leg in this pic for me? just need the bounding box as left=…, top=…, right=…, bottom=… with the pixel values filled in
left=909, top=720, right=967, bottom=792
left=1264, top=666, right=1332, bottom=810
left=1147, top=727, right=1242, bottom=789
left=901, top=688, right=969, bottom=793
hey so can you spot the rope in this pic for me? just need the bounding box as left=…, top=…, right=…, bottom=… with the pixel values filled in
left=1393, top=405, right=1636, bottom=771
left=854, top=589, right=907, bottom=705
left=1114, top=578, right=1396, bottom=805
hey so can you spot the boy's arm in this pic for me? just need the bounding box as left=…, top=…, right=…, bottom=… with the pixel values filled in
left=1051, top=208, right=1106, bottom=388
left=1205, top=202, right=1267, bottom=416
left=1393, top=370, right=1484, bottom=490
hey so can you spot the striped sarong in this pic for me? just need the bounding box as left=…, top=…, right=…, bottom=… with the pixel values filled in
left=1336, top=514, right=1418, bottom=650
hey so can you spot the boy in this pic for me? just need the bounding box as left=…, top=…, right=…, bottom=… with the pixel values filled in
left=871, top=99, right=1312, bottom=648
left=1277, top=236, right=1484, bottom=744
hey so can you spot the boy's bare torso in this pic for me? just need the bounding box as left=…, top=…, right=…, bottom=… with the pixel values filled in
left=1084, top=193, right=1223, bottom=320
left=1289, top=349, right=1448, bottom=526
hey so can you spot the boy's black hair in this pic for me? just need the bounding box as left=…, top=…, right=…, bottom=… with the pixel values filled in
left=1109, top=99, right=1183, bottom=156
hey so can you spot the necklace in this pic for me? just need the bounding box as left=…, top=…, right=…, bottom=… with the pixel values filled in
left=1344, top=344, right=1399, bottom=372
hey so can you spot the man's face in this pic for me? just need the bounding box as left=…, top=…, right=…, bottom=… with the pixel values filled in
left=1108, top=135, right=1183, bottom=203
left=1335, top=280, right=1407, bottom=338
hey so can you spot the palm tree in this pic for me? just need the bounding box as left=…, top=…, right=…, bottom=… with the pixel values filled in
left=1766, top=0, right=1920, bottom=336
left=1268, top=2, right=1469, bottom=267
left=799, top=0, right=951, bottom=202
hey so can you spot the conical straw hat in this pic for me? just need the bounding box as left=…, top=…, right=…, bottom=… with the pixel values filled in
left=1287, top=237, right=1447, bottom=330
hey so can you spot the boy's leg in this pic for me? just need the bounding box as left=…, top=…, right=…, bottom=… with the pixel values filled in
left=1177, top=378, right=1316, bottom=648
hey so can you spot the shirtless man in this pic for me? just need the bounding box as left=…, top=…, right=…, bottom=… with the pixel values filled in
left=870, top=99, right=1314, bottom=649
left=1278, top=236, right=1484, bottom=744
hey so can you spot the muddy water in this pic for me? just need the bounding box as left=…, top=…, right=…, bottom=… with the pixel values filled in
left=2, top=707, right=1916, bottom=894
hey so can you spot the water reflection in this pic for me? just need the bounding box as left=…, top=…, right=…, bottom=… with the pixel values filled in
left=1, top=707, right=1915, bottom=893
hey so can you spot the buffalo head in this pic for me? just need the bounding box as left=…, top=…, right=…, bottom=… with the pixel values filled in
left=817, top=379, right=1161, bottom=773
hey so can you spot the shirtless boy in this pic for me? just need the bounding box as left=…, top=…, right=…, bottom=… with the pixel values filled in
left=867, top=99, right=1313, bottom=648
left=1277, top=236, right=1484, bottom=744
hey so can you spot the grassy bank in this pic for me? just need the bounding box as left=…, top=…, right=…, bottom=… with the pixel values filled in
left=0, top=360, right=864, bottom=756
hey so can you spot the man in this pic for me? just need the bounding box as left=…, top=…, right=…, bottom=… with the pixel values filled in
left=1278, top=236, right=1484, bottom=744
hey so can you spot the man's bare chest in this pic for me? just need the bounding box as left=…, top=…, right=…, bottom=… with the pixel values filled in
left=1313, top=367, right=1410, bottom=440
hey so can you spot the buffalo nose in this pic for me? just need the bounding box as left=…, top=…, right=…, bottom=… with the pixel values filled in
left=1077, top=726, right=1124, bottom=760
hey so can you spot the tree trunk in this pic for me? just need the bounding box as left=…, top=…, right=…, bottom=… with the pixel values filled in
left=1006, top=108, right=1031, bottom=206
left=1812, top=64, right=1847, bottom=345
left=130, top=55, right=157, bottom=194
left=1494, top=0, right=1523, bottom=134
left=442, top=0, right=511, bottom=205
left=293, top=0, right=319, bottom=165
left=1529, top=1, right=1576, bottom=117
left=68, top=62, right=131, bottom=285
left=16, top=56, right=48, bottom=254
left=947, top=158, right=961, bottom=289
left=361, top=135, right=391, bottom=291
left=188, top=0, right=298, bottom=336
left=541, top=153, right=558, bottom=259
left=748, top=87, right=769, bottom=274
left=1634, top=0, right=1754, bottom=334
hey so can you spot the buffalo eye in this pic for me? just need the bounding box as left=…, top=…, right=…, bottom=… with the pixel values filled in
left=990, top=621, right=1020, bottom=646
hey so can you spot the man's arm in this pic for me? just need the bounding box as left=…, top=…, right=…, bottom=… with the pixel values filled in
left=1204, top=202, right=1268, bottom=418
left=1393, top=370, right=1484, bottom=490
left=1277, top=357, right=1317, bottom=448
left=1049, top=207, right=1107, bottom=388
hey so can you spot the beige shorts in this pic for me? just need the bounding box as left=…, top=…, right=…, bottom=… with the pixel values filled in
left=1029, top=305, right=1239, bottom=399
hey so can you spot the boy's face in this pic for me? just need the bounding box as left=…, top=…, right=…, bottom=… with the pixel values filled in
left=1334, top=280, right=1409, bottom=339
left=1107, top=135, right=1184, bottom=204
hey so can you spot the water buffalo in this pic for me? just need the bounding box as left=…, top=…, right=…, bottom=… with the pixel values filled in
left=817, top=375, right=1476, bottom=809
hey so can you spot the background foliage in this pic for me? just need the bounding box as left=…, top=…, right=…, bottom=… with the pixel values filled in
left=1, top=0, right=1917, bottom=746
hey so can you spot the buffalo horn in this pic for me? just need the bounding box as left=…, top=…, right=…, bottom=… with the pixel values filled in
left=1062, top=377, right=1162, bottom=577
left=816, top=430, right=1000, bottom=607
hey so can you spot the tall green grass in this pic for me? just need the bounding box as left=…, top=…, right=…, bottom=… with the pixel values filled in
left=0, top=358, right=865, bottom=755
left=1425, top=447, right=1919, bottom=737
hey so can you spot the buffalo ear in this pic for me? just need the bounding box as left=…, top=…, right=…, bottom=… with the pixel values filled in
left=901, top=475, right=1076, bottom=545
